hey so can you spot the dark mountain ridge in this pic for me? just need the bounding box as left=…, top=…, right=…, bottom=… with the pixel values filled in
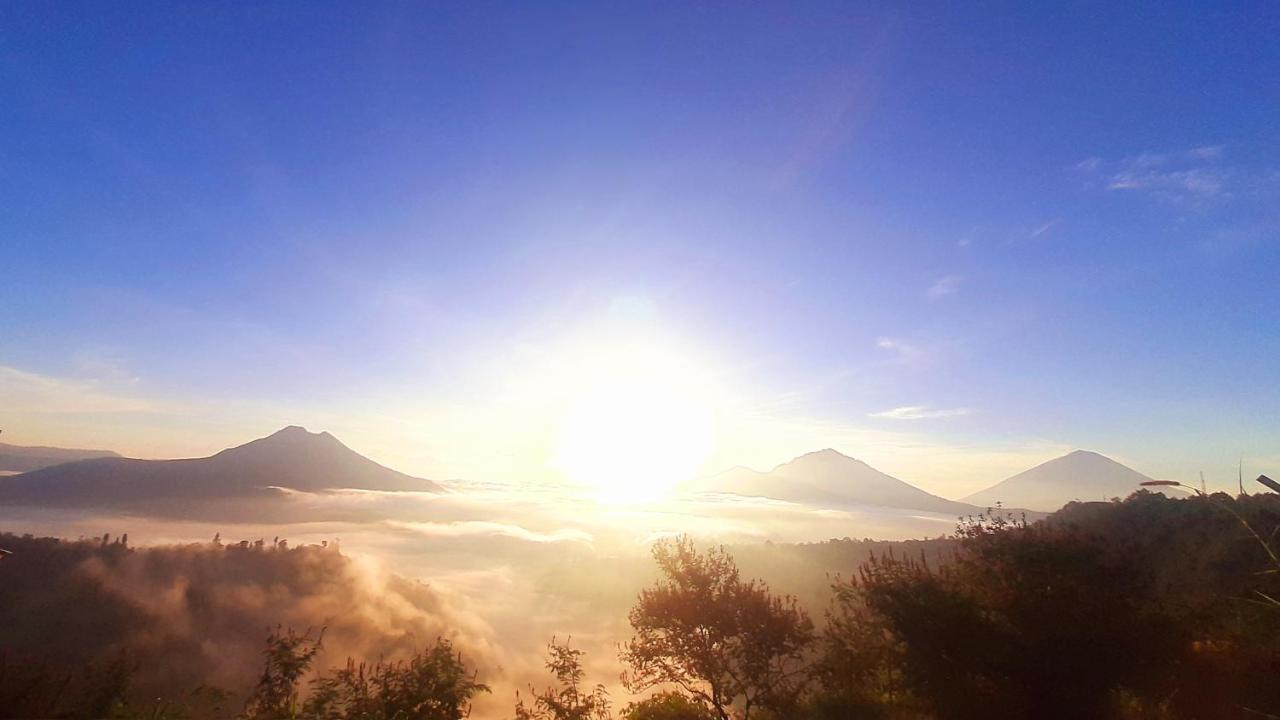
left=0, top=426, right=441, bottom=508
left=0, top=440, right=120, bottom=474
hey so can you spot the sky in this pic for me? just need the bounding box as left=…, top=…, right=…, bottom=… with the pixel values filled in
left=2, top=2, right=1279, bottom=497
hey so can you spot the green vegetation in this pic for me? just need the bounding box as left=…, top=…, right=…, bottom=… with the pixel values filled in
left=3, top=488, right=1280, bottom=718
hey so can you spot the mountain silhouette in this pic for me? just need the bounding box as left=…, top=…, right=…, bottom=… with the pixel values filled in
left=689, top=449, right=996, bottom=516
left=0, top=426, right=441, bottom=508
left=962, top=450, right=1155, bottom=511
left=0, top=441, right=120, bottom=474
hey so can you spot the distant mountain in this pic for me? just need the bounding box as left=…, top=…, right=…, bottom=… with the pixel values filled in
left=962, top=450, right=1155, bottom=512
left=0, top=426, right=442, bottom=508
left=689, top=449, right=993, bottom=517
left=0, top=441, right=120, bottom=474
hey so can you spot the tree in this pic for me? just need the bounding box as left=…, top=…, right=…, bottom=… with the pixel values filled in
left=621, top=692, right=717, bottom=720
left=243, top=627, right=323, bottom=720
left=846, top=513, right=1188, bottom=720
left=809, top=565, right=914, bottom=719
left=620, top=537, right=813, bottom=720
left=304, top=639, right=487, bottom=720
left=243, top=628, right=487, bottom=720
left=515, top=638, right=610, bottom=720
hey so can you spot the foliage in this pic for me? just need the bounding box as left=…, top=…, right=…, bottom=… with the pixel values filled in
left=620, top=536, right=814, bottom=720
left=243, top=627, right=324, bottom=720
left=0, top=651, right=133, bottom=720
left=515, top=639, right=610, bottom=720
left=0, top=651, right=237, bottom=720
left=304, top=640, right=488, bottom=720
left=620, top=692, right=717, bottom=720
left=809, top=564, right=917, bottom=719
left=816, top=499, right=1280, bottom=719
left=240, top=628, right=488, bottom=720
left=1044, top=490, right=1280, bottom=717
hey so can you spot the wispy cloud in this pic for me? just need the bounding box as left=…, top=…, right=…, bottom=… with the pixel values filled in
left=1108, top=168, right=1223, bottom=196
left=926, top=274, right=962, bottom=299
left=869, top=405, right=971, bottom=420
left=1075, top=157, right=1103, bottom=172
left=0, top=365, right=173, bottom=415
left=875, top=337, right=919, bottom=357
left=1029, top=218, right=1060, bottom=238
left=1187, top=145, right=1225, bottom=161
left=70, top=347, right=142, bottom=385
left=1078, top=146, right=1232, bottom=204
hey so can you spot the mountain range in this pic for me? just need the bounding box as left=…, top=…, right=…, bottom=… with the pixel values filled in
left=0, top=426, right=441, bottom=508
left=689, top=448, right=1157, bottom=516
left=1, top=426, right=1157, bottom=518
left=0, top=441, right=120, bottom=474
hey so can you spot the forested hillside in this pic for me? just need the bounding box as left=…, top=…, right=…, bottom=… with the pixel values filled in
left=0, top=532, right=486, bottom=718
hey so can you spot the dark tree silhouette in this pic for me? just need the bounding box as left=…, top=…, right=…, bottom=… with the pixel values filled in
left=304, top=639, right=487, bottom=720
left=840, top=513, right=1188, bottom=720
left=620, top=536, right=813, bottom=720
left=620, top=692, right=716, bottom=720
left=243, top=626, right=323, bottom=720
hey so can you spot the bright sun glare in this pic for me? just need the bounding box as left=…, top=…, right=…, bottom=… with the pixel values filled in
left=555, top=345, right=716, bottom=503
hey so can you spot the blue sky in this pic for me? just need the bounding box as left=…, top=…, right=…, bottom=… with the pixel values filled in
left=2, top=2, right=1278, bottom=494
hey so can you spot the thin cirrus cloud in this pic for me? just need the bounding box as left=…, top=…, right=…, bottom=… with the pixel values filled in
left=1029, top=218, right=1060, bottom=238
left=869, top=405, right=971, bottom=420
left=875, top=337, right=919, bottom=357
left=1077, top=146, right=1230, bottom=202
left=926, top=274, right=962, bottom=299
left=0, top=365, right=174, bottom=415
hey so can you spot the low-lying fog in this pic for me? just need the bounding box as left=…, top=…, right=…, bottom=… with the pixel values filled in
left=0, top=482, right=959, bottom=718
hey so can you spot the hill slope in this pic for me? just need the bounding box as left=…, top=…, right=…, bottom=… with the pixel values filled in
left=689, top=449, right=990, bottom=516
left=962, top=450, right=1154, bottom=511
left=0, top=426, right=441, bottom=507
left=0, top=441, right=120, bottom=474
left=0, top=531, right=478, bottom=711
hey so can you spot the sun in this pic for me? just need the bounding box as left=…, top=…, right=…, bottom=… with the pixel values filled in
left=554, top=346, right=716, bottom=503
